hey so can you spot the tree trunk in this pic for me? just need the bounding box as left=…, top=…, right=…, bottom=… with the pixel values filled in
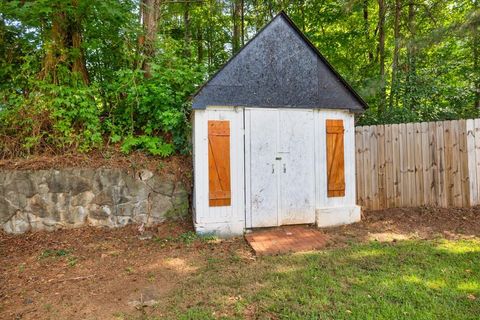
left=473, top=0, right=480, bottom=109
left=363, top=0, right=373, bottom=62
left=39, top=10, right=66, bottom=85
left=39, top=0, right=89, bottom=85
left=70, top=0, right=89, bottom=84
left=197, top=25, right=203, bottom=64
left=207, top=2, right=213, bottom=71
left=183, top=1, right=191, bottom=57
left=140, top=0, right=160, bottom=78
left=377, top=0, right=387, bottom=114
left=232, top=0, right=242, bottom=54
left=405, top=0, right=417, bottom=109
left=241, top=0, right=245, bottom=46
left=389, top=0, right=402, bottom=110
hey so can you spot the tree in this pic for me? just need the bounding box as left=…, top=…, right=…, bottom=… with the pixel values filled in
left=36, top=0, right=90, bottom=84
left=140, top=0, right=161, bottom=77
left=389, top=0, right=402, bottom=110
left=377, top=0, right=387, bottom=114
left=404, top=0, right=417, bottom=110
left=1, top=0, right=480, bottom=156
left=232, top=0, right=243, bottom=53
left=363, top=0, right=373, bottom=62
left=472, top=0, right=479, bottom=109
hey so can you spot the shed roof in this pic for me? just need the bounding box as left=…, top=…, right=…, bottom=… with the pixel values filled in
left=191, top=11, right=367, bottom=112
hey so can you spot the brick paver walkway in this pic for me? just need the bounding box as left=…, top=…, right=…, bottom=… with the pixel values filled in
left=245, top=225, right=328, bottom=256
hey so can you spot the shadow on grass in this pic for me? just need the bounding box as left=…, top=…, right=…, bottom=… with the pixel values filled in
left=164, top=239, right=480, bottom=320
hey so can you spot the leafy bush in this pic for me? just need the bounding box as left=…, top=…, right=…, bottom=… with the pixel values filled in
left=0, top=37, right=202, bottom=157
left=120, top=135, right=174, bottom=157
left=0, top=79, right=102, bottom=156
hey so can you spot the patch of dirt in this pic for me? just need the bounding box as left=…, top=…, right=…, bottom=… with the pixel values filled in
left=0, top=221, right=252, bottom=320
left=1, top=207, right=480, bottom=319
left=323, top=206, right=480, bottom=247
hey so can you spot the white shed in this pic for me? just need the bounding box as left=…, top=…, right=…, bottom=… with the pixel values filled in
left=191, top=12, right=366, bottom=237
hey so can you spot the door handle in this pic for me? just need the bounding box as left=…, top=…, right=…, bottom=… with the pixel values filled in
left=272, top=164, right=275, bottom=174
left=283, top=164, right=286, bottom=173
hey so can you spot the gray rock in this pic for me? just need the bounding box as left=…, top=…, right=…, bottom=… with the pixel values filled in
left=90, top=205, right=112, bottom=220
left=29, top=194, right=61, bottom=220
left=64, top=206, right=87, bottom=225
left=69, top=176, right=91, bottom=196
left=91, top=191, right=114, bottom=206
left=0, top=196, right=21, bottom=224
left=4, top=178, right=37, bottom=197
left=138, top=169, right=154, bottom=181
left=0, top=168, right=189, bottom=233
left=3, top=211, right=30, bottom=234
left=71, top=191, right=95, bottom=207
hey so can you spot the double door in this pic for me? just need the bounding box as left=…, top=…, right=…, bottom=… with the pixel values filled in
left=246, top=109, right=316, bottom=228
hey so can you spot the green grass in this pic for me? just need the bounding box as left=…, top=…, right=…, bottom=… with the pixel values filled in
left=165, top=239, right=480, bottom=320
left=153, top=231, right=218, bottom=246
left=38, top=248, right=71, bottom=259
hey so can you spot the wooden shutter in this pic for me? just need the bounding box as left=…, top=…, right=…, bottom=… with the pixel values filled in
left=326, top=119, right=345, bottom=197
left=208, top=120, right=231, bottom=206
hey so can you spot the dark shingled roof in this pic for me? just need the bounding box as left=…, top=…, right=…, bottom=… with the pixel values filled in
left=192, top=11, right=367, bottom=112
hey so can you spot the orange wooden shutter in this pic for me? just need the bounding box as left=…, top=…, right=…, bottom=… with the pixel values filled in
left=208, top=120, right=231, bottom=206
left=326, top=119, right=345, bottom=197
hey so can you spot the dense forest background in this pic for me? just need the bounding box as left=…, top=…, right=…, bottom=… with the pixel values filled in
left=0, top=0, right=479, bottom=157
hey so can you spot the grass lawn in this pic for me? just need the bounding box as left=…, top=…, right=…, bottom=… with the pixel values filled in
left=2, top=208, right=480, bottom=319
left=161, top=239, right=480, bottom=320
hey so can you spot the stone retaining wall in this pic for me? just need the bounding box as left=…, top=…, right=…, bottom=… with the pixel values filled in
left=0, top=168, right=188, bottom=233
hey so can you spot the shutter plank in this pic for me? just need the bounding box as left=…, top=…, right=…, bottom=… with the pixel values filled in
left=326, top=119, right=345, bottom=197
left=208, top=121, right=231, bottom=206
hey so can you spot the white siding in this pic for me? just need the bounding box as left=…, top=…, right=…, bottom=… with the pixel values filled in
left=193, top=107, right=245, bottom=233
left=314, top=109, right=357, bottom=208
left=193, top=106, right=359, bottom=236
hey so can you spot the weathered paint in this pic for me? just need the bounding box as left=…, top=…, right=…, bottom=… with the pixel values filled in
left=315, top=109, right=360, bottom=227
left=244, top=109, right=316, bottom=228
left=315, top=109, right=357, bottom=208
left=193, top=107, right=360, bottom=237
left=193, top=107, right=245, bottom=237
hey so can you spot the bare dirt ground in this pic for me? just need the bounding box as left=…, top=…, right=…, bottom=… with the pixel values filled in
left=1, top=207, right=480, bottom=320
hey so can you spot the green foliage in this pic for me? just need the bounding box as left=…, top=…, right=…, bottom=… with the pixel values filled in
left=0, top=5, right=202, bottom=157
left=38, top=249, right=78, bottom=267
left=102, top=39, right=202, bottom=155
left=153, top=230, right=217, bottom=247
left=0, top=0, right=202, bottom=157
left=38, top=249, right=71, bottom=259
left=357, top=103, right=480, bottom=126
left=120, top=135, right=174, bottom=157
left=0, top=0, right=478, bottom=157
left=0, top=79, right=103, bottom=155
left=177, top=231, right=199, bottom=244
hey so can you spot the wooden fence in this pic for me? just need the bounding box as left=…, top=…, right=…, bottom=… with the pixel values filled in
left=355, top=119, right=480, bottom=210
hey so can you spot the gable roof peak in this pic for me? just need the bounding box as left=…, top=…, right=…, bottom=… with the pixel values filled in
left=192, top=11, right=367, bottom=111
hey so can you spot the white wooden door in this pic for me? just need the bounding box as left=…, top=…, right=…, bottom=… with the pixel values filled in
left=247, top=109, right=316, bottom=228
left=278, top=110, right=316, bottom=225
left=248, top=109, right=279, bottom=227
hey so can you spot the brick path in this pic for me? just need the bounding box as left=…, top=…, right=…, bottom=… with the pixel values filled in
left=245, top=225, right=328, bottom=256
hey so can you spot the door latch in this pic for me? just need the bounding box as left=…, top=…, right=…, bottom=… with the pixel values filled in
left=283, top=164, right=286, bottom=173
left=271, top=164, right=274, bottom=174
